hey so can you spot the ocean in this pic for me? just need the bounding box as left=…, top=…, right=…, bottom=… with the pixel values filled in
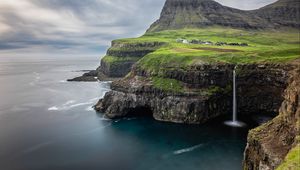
left=0, top=55, right=252, bottom=170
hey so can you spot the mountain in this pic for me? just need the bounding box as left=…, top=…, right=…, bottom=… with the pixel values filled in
left=147, top=0, right=300, bottom=32
left=254, top=0, right=300, bottom=28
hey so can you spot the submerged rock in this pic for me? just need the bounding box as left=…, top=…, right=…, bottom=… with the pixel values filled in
left=68, top=70, right=98, bottom=82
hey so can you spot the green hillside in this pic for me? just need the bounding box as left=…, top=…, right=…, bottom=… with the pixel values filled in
left=104, top=27, right=299, bottom=75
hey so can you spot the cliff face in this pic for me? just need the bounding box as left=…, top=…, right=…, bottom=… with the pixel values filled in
left=68, top=41, right=165, bottom=81
left=243, top=65, right=300, bottom=170
left=147, top=0, right=300, bottom=32
left=236, top=65, right=291, bottom=115
left=99, top=41, right=165, bottom=77
left=254, top=0, right=300, bottom=28
left=147, top=0, right=267, bottom=32
left=95, top=64, right=233, bottom=124
left=95, top=63, right=296, bottom=124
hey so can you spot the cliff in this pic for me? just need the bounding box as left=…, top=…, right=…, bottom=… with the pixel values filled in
left=243, top=65, right=300, bottom=170
left=95, top=63, right=234, bottom=124
left=147, top=0, right=267, bottom=32
left=254, top=0, right=300, bottom=28
left=99, top=40, right=166, bottom=77
left=147, top=0, right=300, bottom=32
left=95, top=63, right=297, bottom=123
left=68, top=40, right=165, bottom=81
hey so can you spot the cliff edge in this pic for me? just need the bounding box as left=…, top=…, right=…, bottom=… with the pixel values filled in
left=243, top=65, right=300, bottom=170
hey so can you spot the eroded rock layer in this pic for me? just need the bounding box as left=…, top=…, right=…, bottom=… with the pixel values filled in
left=95, top=64, right=296, bottom=125
left=147, top=0, right=300, bottom=32
left=243, top=65, right=300, bottom=170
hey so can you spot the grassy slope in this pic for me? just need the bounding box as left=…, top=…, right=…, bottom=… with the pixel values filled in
left=106, top=27, right=299, bottom=90
left=102, top=55, right=141, bottom=65
left=110, top=27, right=299, bottom=72
left=276, top=144, right=300, bottom=170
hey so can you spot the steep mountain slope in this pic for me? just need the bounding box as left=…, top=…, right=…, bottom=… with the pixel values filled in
left=254, top=0, right=300, bottom=28
left=147, top=0, right=267, bottom=32
left=147, top=0, right=300, bottom=32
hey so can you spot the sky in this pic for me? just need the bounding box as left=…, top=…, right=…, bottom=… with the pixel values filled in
left=0, top=0, right=277, bottom=56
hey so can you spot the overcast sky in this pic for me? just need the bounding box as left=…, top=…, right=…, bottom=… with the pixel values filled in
left=0, top=0, right=277, bottom=55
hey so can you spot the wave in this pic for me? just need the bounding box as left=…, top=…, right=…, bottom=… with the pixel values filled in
left=85, top=106, right=94, bottom=111
left=88, top=97, right=99, bottom=102
left=97, top=115, right=111, bottom=121
left=48, top=97, right=101, bottom=111
left=48, top=100, right=93, bottom=111
left=80, top=124, right=112, bottom=135
left=22, top=141, right=54, bottom=154
left=125, top=117, right=137, bottom=121
left=69, top=102, right=92, bottom=108
left=63, top=100, right=76, bottom=106
left=173, top=144, right=204, bottom=155
left=21, top=124, right=112, bottom=155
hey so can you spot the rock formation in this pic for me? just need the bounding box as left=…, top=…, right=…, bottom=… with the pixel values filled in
left=96, top=64, right=234, bottom=124
left=147, top=0, right=267, bottom=32
left=95, top=64, right=296, bottom=124
left=243, top=64, right=300, bottom=170
left=147, top=0, right=300, bottom=32
left=69, top=41, right=165, bottom=81
left=254, top=0, right=300, bottom=28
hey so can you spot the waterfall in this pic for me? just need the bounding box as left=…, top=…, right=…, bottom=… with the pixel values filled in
left=224, top=66, right=246, bottom=127
left=233, top=69, right=237, bottom=122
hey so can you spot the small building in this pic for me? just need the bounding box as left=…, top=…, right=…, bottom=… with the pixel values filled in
left=182, top=39, right=189, bottom=44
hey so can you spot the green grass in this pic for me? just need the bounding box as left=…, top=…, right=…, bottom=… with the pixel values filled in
left=107, top=27, right=299, bottom=74
left=276, top=143, right=300, bottom=170
left=207, top=85, right=231, bottom=95
left=151, top=77, right=184, bottom=93
left=150, top=76, right=231, bottom=95
left=102, top=55, right=140, bottom=64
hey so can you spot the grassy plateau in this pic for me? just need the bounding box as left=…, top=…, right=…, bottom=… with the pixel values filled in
left=105, top=27, right=299, bottom=73
left=103, top=27, right=299, bottom=92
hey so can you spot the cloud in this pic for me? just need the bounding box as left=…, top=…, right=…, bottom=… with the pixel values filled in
left=214, top=0, right=277, bottom=10
left=0, top=0, right=165, bottom=54
left=0, top=0, right=277, bottom=55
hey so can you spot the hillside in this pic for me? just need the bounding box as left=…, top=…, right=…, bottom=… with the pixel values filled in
left=254, top=0, right=300, bottom=28
left=147, top=0, right=300, bottom=32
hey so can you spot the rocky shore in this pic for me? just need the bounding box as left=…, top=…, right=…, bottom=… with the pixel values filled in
left=95, top=62, right=299, bottom=169
left=243, top=65, right=300, bottom=170
left=96, top=63, right=294, bottom=122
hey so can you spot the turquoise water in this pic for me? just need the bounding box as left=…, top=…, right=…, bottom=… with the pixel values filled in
left=0, top=55, right=253, bottom=170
